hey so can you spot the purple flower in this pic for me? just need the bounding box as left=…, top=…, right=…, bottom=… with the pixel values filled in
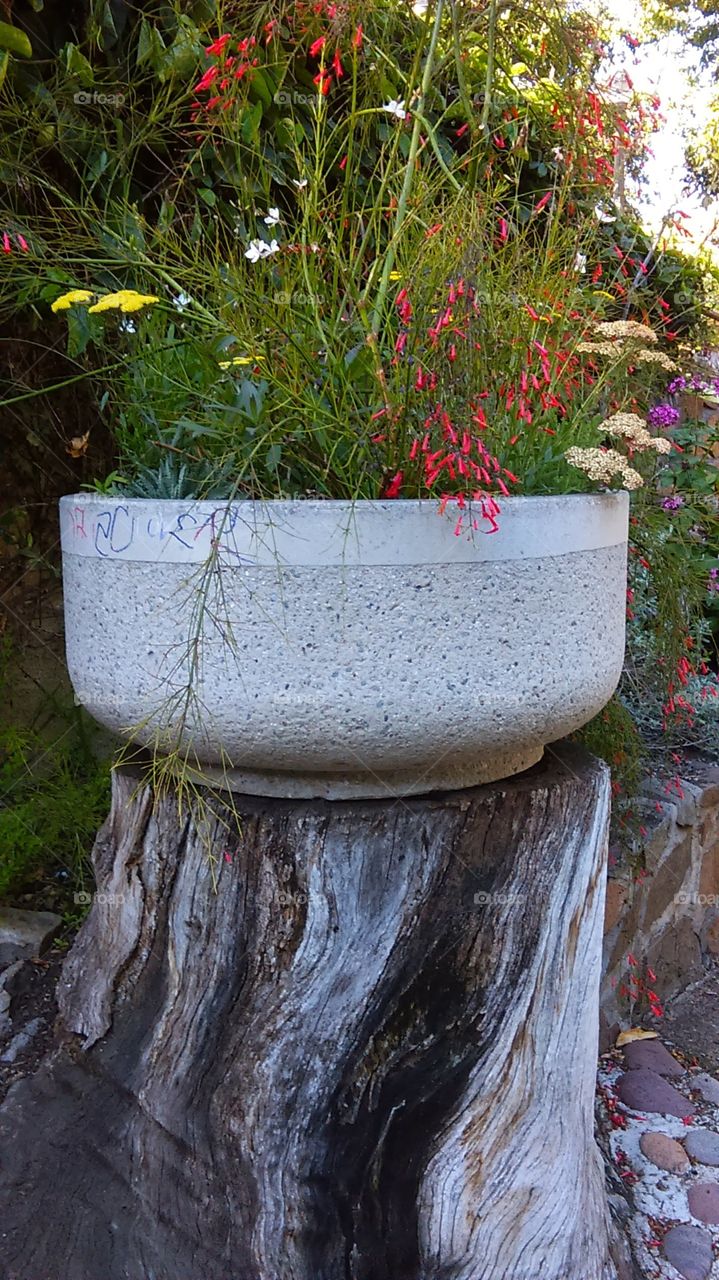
left=709, top=568, right=719, bottom=594
left=648, top=403, right=681, bottom=429
left=667, top=376, right=687, bottom=394
left=662, top=495, right=684, bottom=511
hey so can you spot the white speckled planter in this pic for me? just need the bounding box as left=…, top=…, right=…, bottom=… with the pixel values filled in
left=60, top=493, right=628, bottom=799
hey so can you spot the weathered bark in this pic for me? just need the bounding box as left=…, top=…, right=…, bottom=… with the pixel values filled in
left=0, top=745, right=618, bottom=1280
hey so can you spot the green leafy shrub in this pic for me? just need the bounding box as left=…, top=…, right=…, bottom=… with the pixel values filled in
left=0, top=712, right=110, bottom=913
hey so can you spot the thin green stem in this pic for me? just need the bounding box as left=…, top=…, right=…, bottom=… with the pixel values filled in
left=369, top=0, right=447, bottom=339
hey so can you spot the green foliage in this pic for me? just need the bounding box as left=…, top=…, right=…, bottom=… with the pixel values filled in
left=0, top=685, right=110, bottom=911
left=576, top=694, right=645, bottom=802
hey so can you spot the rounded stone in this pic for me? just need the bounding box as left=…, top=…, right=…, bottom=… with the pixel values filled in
left=692, top=1073, right=719, bottom=1106
left=686, top=1130, right=719, bottom=1167
left=639, top=1130, right=690, bottom=1172
left=617, top=1068, right=695, bottom=1118
left=623, top=1038, right=685, bottom=1077
left=688, top=1181, right=719, bottom=1225
left=59, top=493, right=629, bottom=799
left=663, top=1223, right=713, bottom=1280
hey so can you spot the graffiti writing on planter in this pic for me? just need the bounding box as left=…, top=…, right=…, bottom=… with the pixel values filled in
left=65, top=504, right=257, bottom=563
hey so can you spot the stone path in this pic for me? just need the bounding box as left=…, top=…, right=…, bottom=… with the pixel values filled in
left=597, top=1029, right=719, bottom=1279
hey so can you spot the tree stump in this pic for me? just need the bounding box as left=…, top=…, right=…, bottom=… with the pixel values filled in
left=0, top=745, right=620, bottom=1280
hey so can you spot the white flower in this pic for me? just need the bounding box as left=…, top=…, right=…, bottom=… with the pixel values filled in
left=292, top=179, right=308, bottom=190
left=573, top=253, right=587, bottom=274
left=245, top=238, right=280, bottom=263
left=264, top=207, right=280, bottom=226
left=172, top=290, right=192, bottom=312
left=594, top=203, right=617, bottom=224
left=245, top=239, right=267, bottom=263
left=551, top=146, right=565, bottom=163
left=382, top=99, right=407, bottom=120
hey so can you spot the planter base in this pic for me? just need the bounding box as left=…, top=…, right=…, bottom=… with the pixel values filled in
left=187, top=743, right=545, bottom=799
left=0, top=744, right=622, bottom=1280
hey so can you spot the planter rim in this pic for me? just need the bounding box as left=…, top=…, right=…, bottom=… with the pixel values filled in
left=60, top=490, right=628, bottom=567
left=60, top=491, right=626, bottom=509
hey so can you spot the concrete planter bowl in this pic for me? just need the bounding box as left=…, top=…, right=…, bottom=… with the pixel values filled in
left=60, top=492, right=629, bottom=799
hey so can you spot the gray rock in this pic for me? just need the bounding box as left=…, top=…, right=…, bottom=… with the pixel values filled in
left=0, top=1017, right=43, bottom=1064
left=689, top=1181, right=719, bottom=1225
left=617, top=1068, right=695, bottom=1118
left=692, top=1072, right=719, bottom=1106
left=0, top=908, right=61, bottom=966
left=623, top=1038, right=685, bottom=1076
left=639, top=1130, right=690, bottom=1172
left=685, top=1130, right=719, bottom=1167
left=663, top=1223, right=713, bottom=1280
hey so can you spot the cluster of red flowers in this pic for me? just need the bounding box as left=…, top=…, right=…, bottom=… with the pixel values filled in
left=378, top=278, right=523, bottom=531
left=191, top=33, right=263, bottom=117
left=191, top=12, right=363, bottom=118
left=616, top=953, right=664, bottom=1019
left=2, top=230, right=28, bottom=255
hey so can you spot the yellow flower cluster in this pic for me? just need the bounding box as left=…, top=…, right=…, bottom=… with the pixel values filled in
left=635, top=349, right=679, bottom=372
left=218, top=354, right=265, bottom=369
left=89, top=290, right=159, bottom=314
left=565, top=446, right=643, bottom=490
left=600, top=412, right=672, bottom=454
left=594, top=320, right=658, bottom=344
left=51, top=288, right=159, bottom=315
left=50, top=289, right=93, bottom=312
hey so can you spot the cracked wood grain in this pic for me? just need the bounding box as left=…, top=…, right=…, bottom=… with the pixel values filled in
left=0, top=745, right=618, bottom=1280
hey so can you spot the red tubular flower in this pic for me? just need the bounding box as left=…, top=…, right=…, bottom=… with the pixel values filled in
left=195, top=65, right=220, bottom=93
left=17, top=234, right=28, bottom=252
left=353, top=23, right=363, bottom=49
left=205, top=34, right=232, bottom=57
left=309, top=35, right=327, bottom=57
left=2, top=232, right=11, bottom=254
left=313, top=69, right=332, bottom=94
left=384, top=471, right=403, bottom=498
left=332, top=49, right=344, bottom=78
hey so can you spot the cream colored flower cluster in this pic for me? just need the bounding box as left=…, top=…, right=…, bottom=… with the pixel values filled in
left=635, top=349, right=679, bottom=372
left=576, top=320, right=679, bottom=374
left=600, top=412, right=672, bottom=454
left=594, top=320, right=658, bottom=344
left=576, top=341, right=618, bottom=356
left=565, top=446, right=644, bottom=490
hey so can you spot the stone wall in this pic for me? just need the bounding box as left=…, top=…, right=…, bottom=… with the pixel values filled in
left=601, top=764, right=719, bottom=1038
